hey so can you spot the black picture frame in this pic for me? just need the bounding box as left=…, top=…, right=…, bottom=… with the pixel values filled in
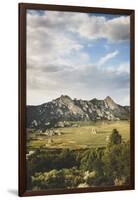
left=19, top=3, right=135, bottom=197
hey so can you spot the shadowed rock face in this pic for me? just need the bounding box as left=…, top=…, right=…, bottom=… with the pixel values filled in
left=27, top=95, right=130, bottom=129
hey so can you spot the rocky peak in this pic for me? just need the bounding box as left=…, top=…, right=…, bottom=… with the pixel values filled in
left=59, top=95, right=72, bottom=101
left=56, top=95, right=73, bottom=105
left=54, top=95, right=83, bottom=114
left=52, top=95, right=70, bottom=104
left=105, top=96, right=113, bottom=102
left=104, top=96, right=118, bottom=110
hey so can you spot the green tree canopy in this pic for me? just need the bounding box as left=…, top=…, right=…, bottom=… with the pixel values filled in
left=109, top=129, right=122, bottom=145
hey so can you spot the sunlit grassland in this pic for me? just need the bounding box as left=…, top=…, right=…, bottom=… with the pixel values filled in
left=27, top=120, right=130, bottom=150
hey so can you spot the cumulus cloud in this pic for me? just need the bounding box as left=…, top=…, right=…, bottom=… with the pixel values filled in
left=26, top=10, right=130, bottom=106
left=27, top=11, right=130, bottom=69
left=70, top=15, right=130, bottom=42
left=104, top=16, right=130, bottom=42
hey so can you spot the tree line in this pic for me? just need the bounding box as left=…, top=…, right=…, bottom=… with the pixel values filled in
left=27, top=129, right=130, bottom=190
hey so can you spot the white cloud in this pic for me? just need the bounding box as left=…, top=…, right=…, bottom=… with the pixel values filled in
left=105, top=62, right=130, bottom=74
left=98, top=50, right=119, bottom=66
left=27, top=10, right=130, bottom=43
left=104, top=16, right=130, bottom=42
left=27, top=11, right=130, bottom=70
left=27, top=60, right=130, bottom=105
left=70, top=14, right=130, bottom=42
left=27, top=11, right=90, bottom=74
left=26, top=10, right=130, bottom=106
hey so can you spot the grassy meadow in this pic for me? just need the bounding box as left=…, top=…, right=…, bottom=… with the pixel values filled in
left=27, top=120, right=130, bottom=151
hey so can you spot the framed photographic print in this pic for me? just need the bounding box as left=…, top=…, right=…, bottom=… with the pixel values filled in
left=19, top=3, right=135, bottom=197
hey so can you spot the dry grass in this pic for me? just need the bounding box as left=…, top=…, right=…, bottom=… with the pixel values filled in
left=28, top=120, right=130, bottom=150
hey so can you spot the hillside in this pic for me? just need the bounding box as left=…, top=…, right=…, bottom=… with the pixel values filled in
left=27, top=95, right=129, bottom=129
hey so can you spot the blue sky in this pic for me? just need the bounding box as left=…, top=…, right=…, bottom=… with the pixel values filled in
left=27, top=10, right=130, bottom=105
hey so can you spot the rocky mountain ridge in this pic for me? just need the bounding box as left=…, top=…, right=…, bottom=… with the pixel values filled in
left=27, top=95, right=130, bottom=129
